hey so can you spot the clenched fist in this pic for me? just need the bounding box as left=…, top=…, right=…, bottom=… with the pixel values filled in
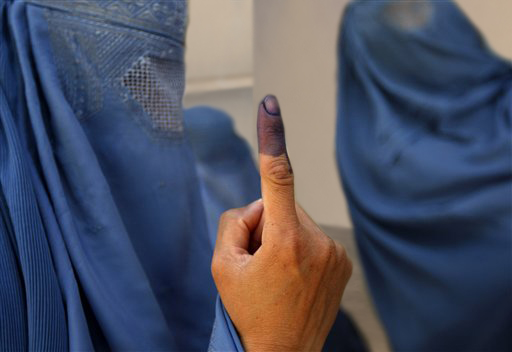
left=211, top=95, right=352, bottom=351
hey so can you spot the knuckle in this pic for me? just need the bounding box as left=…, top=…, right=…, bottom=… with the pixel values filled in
left=279, top=233, right=303, bottom=265
left=346, top=256, right=353, bottom=278
left=262, top=156, right=293, bottom=187
left=220, top=209, right=241, bottom=225
left=211, top=253, right=233, bottom=286
left=211, top=255, right=223, bottom=281
left=335, top=242, right=348, bottom=262
left=309, top=237, right=346, bottom=277
left=335, top=243, right=353, bottom=276
left=220, top=209, right=248, bottom=233
left=219, top=211, right=231, bottom=225
left=317, top=237, right=337, bottom=265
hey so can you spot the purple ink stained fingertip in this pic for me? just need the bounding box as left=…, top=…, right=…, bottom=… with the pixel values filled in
left=257, top=95, right=286, bottom=157
left=262, top=95, right=281, bottom=116
left=257, top=95, right=293, bottom=173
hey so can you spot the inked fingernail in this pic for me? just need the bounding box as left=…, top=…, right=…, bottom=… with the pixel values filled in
left=262, top=95, right=281, bottom=116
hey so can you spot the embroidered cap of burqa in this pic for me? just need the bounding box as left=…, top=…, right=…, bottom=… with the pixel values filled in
left=336, top=1, right=512, bottom=350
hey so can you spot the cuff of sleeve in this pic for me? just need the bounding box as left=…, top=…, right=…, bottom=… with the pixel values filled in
left=208, top=296, right=245, bottom=352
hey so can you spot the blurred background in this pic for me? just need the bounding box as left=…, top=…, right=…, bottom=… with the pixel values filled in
left=184, top=0, right=512, bottom=230
left=183, top=1, right=512, bottom=351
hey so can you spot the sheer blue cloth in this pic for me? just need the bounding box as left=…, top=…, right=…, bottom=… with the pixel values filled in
left=336, top=0, right=512, bottom=350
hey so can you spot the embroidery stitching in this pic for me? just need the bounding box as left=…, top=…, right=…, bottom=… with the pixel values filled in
left=43, top=2, right=185, bottom=139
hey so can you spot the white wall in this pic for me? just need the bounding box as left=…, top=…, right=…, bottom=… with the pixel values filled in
left=253, top=0, right=352, bottom=228
left=183, top=0, right=254, bottom=145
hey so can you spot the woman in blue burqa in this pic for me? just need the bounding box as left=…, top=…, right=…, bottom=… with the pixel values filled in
left=337, top=0, right=512, bottom=351
left=0, top=0, right=251, bottom=349
left=0, top=0, right=368, bottom=350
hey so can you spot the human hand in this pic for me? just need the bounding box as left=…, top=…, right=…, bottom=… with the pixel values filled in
left=211, top=95, right=352, bottom=352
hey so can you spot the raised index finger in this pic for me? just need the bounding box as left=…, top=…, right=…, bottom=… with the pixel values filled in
left=257, top=95, right=297, bottom=224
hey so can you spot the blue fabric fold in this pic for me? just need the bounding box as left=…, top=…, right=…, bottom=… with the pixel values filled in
left=336, top=0, right=512, bottom=350
left=208, top=298, right=245, bottom=352
left=1, top=0, right=216, bottom=349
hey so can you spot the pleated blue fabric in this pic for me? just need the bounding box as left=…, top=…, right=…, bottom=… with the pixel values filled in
left=0, top=0, right=220, bottom=349
left=336, top=1, right=512, bottom=350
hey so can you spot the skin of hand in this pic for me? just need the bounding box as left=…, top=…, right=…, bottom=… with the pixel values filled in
left=211, top=95, right=353, bottom=351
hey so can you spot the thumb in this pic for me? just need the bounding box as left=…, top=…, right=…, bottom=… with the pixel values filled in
left=257, top=95, right=297, bottom=223
left=216, top=199, right=264, bottom=254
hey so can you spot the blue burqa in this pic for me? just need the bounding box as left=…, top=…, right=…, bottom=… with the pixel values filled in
left=0, top=1, right=366, bottom=350
left=337, top=0, right=512, bottom=350
left=0, top=0, right=263, bottom=350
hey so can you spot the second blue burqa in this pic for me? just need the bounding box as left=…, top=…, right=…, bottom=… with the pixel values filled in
left=337, top=1, right=512, bottom=350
